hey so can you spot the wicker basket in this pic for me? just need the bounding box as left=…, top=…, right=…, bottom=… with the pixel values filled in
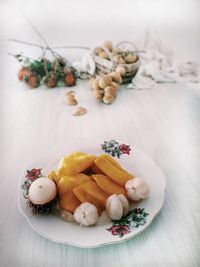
left=93, top=41, right=140, bottom=84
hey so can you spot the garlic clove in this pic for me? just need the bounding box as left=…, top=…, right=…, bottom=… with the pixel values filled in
left=105, top=194, right=123, bottom=220
left=117, top=194, right=129, bottom=216
left=125, top=177, right=149, bottom=202
left=73, top=202, right=99, bottom=226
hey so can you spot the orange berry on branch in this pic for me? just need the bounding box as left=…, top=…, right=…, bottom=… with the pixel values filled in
left=18, top=67, right=31, bottom=81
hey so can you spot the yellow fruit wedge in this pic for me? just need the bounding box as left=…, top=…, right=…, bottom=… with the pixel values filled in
left=57, top=173, right=90, bottom=196
left=57, top=154, right=97, bottom=176
left=99, top=154, right=122, bottom=168
left=95, top=154, right=133, bottom=185
left=92, top=174, right=127, bottom=196
left=73, top=185, right=104, bottom=214
left=73, top=180, right=109, bottom=205
left=59, top=152, right=89, bottom=169
left=59, top=191, right=80, bottom=213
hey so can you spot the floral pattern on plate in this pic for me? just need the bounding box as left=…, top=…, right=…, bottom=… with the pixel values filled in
left=107, top=208, right=149, bottom=237
left=101, top=140, right=131, bottom=158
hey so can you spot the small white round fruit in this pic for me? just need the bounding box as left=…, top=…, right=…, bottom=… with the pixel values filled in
left=125, top=177, right=149, bottom=201
left=117, top=194, right=129, bottom=216
left=73, top=202, right=99, bottom=227
left=29, top=177, right=57, bottom=205
left=105, top=194, right=123, bottom=220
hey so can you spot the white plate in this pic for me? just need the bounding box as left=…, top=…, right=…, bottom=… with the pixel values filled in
left=18, top=139, right=166, bottom=248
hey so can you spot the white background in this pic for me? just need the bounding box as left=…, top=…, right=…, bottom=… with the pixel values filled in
left=0, top=1, right=200, bottom=267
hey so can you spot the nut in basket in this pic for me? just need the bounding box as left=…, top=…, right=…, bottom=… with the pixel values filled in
left=93, top=41, right=140, bottom=84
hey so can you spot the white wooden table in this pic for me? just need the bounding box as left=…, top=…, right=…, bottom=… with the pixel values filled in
left=0, top=1, right=200, bottom=266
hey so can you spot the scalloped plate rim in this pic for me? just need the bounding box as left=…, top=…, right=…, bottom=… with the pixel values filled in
left=18, top=141, right=166, bottom=248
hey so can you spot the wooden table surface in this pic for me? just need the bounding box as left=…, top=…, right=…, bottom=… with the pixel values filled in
left=0, top=1, right=200, bottom=266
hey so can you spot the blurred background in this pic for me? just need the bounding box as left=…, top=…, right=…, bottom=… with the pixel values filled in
left=0, top=0, right=200, bottom=62
left=0, top=0, right=199, bottom=149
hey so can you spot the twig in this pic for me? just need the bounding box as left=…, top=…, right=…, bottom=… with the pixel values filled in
left=22, top=15, right=73, bottom=66
left=52, top=45, right=90, bottom=50
left=10, top=38, right=73, bottom=66
left=22, top=15, right=56, bottom=58
left=9, top=38, right=90, bottom=51
left=9, top=38, right=44, bottom=49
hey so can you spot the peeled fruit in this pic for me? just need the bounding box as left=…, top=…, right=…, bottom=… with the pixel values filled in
left=105, top=194, right=129, bottom=220
left=125, top=177, right=149, bottom=201
left=73, top=185, right=104, bottom=214
left=117, top=194, right=129, bottom=216
left=92, top=174, right=127, bottom=196
left=105, top=194, right=123, bottom=220
left=57, top=153, right=96, bottom=176
left=57, top=173, right=90, bottom=196
left=74, top=202, right=99, bottom=226
left=95, top=154, right=133, bottom=185
left=48, top=170, right=59, bottom=183
left=57, top=173, right=90, bottom=213
left=73, top=180, right=108, bottom=205
left=59, top=191, right=80, bottom=213
left=58, top=152, right=87, bottom=170
left=29, top=177, right=57, bottom=205
left=100, top=154, right=122, bottom=168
